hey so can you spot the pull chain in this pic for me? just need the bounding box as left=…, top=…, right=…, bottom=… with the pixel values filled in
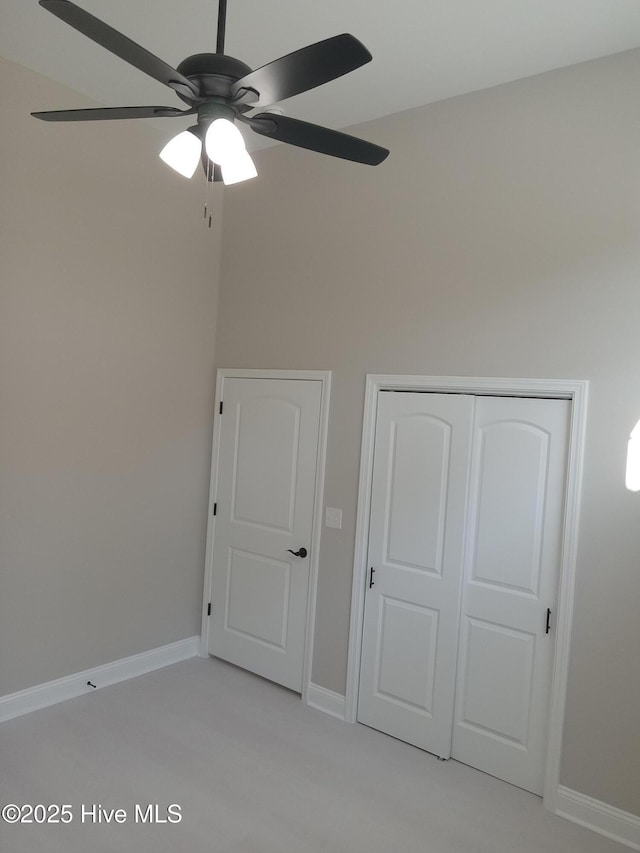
left=204, top=160, right=214, bottom=228
left=203, top=160, right=209, bottom=221
left=208, top=160, right=213, bottom=228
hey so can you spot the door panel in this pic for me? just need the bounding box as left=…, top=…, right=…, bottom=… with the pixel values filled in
left=451, top=396, right=570, bottom=794
left=208, top=378, right=321, bottom=692
left=386, top=415, right=450, bottom=573
left=375, top=597, right=439, bottom=713
left=459, top=617, right=536, bottom=745
left=471, top=421, right=550, bottom=594
left=225, top=548, right=291, bottom=649
left=231, top=396, right=300, bottom=532
left=357, top=392, right=474, bottom=756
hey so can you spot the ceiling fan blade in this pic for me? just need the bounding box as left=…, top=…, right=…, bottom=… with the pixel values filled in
left=246, top=114, right=389, bottom=166
left=31, top=105, right=196, bottom=121
left=38, top=0, right=199, bottom=100
left=231, top=34, right=371, bottom=107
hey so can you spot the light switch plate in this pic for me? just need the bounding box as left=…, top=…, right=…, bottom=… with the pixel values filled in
left=325, top=507, right=343, bottom=530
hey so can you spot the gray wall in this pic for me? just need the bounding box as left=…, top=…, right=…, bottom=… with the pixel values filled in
left=215, top=50, right=640, bottom=815
left=0, top=58, right=222, bottom=694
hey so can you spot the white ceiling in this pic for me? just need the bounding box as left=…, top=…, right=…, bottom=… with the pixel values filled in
left=3, top=0, right=640, bottom=150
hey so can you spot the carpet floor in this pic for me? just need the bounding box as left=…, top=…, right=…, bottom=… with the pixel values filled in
left=0, top=656, right=627, bottom=852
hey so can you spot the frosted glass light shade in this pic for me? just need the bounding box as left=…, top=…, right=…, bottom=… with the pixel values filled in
left=159, top=130, right=201, bottom=178
left=626, top=420, right=640, bottom=491
left=204, top=119, right=257, bottom=185
left=205, top=118, right=245, bottom=164
left=221, top=150, right=258, bottom=185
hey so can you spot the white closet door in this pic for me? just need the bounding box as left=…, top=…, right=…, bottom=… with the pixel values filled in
left=451, top=396, right=570, bottom=794
left=357, top=392, right=474, bottom=757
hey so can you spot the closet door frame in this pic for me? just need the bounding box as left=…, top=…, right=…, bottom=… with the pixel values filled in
left=345, top=374, right=589, bottom=812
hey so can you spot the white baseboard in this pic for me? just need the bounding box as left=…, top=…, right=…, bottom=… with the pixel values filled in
left=556, top=785, right=640, bottom=850
left=305, top=683, right=346, bottom=720
left=0, top=636, right=199, bottom=724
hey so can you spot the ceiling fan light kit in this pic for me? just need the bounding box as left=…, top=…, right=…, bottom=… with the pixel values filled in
left=220, top=149, right=258, bottom=185
left=202, top=115, right=257, bottom=184
left=159, top=129, right=202, bottom=178
left=32, top=0, right=389, bottom=206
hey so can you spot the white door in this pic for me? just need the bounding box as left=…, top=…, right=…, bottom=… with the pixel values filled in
left=207, top=377, right=321, bottom=692
left=451, top=396, right=570, bottom=794
left=357, top=392, right=474, bottom=757
left=358, top=392, right=569, bottom=794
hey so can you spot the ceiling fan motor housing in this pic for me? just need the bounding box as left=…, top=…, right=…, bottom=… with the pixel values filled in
left=175, top=53, right=253, bottom=104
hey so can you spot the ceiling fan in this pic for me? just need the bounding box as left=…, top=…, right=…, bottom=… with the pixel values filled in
left=32, top=0, right=390, bottom=186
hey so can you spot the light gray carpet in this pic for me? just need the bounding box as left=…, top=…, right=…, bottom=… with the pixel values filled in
left=0, top=656, right=626, bottom=852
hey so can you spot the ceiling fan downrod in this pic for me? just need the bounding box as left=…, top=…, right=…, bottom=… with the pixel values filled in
left=216, top=0, right=227, bottom=54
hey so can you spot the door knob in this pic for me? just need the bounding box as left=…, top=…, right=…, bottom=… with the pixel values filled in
left=287, top=547, right=308, bottom=558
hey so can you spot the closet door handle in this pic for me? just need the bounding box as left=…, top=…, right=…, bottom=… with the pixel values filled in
left=369, top=567, right=376, bottom=588
left=545, top=608, right=552, bottom=634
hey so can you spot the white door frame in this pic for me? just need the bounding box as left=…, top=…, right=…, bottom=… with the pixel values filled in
left=345, top=374, right=588, bottom=811
left=200, top=368, right=332, bottom=707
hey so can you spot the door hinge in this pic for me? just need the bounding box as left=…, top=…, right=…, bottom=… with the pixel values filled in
left=219, top=401, right=223, bottom=414
left=207, top=602, right=211, bottom=616
left=213, top=502, right=217, bottom=516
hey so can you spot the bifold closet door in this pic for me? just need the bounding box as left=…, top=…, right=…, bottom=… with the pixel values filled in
left=450, top=396, right=570, bottom=794
left=357, top=391, right=570, bottom=794
left=357, top=392, right=474, bottom=757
